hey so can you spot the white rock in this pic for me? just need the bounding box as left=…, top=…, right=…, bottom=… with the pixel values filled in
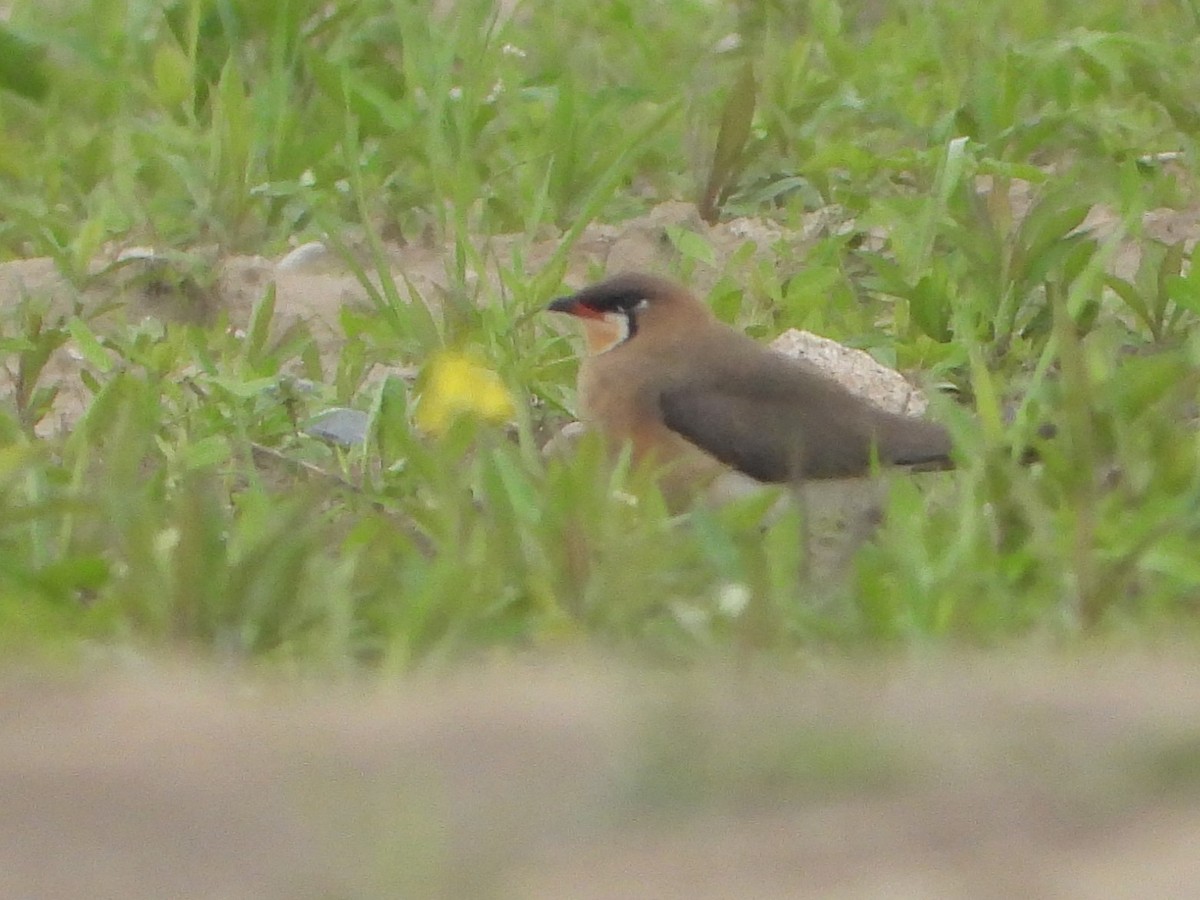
left=277, top=241, right=334, bottom=273
left=769, top=328, right=929, bottom=416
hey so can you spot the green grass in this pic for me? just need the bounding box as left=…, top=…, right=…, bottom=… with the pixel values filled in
left=1, top=0, right=1200, bottom=667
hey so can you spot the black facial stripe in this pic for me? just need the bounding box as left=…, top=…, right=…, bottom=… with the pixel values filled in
left=624, top=306, right=639, bottom=341
left=560, top=273, right=675, bottom=318
left=578, top=289, right=647, bottom=313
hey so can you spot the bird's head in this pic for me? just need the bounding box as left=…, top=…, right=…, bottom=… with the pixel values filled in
left=547, top=272, right=710, bottom=355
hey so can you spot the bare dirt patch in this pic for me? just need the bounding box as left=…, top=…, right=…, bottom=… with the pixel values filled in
left=3, top=651, right=1200, bottom=898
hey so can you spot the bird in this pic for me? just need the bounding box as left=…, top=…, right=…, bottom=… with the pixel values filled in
left=546, top=272, right=955, bottom=499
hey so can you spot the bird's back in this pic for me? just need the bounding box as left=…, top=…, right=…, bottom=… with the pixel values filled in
left=655, top=325, right=954, bottom=481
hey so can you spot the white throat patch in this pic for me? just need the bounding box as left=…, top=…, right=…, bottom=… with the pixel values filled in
left=585, top=311, right=633, bottom=355
left=582, top=299, right=647, bottom=356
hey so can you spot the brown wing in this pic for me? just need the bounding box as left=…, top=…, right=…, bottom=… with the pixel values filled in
left=658, top=355, right=953, bottom=482
left=658, top=386, right=801, bottom=481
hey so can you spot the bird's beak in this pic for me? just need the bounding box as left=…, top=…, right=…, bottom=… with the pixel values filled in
left=547, top=295, right=603, bottom=319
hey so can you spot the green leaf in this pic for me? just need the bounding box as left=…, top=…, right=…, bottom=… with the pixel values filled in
left=909, top=272, right=952, bottom=343
left=1156, top=241, right=1187, bottom=324
left=36, top=555, right=111, bottom=596
left=912, top=136, right=972, bottom=273
left=204, top=375, right=280, bottom=398
left=244, top=282, right=277, bottom=366
left=1165, top=246, right=1200, bottom=317
left=1012, top=199, right=1092, bottom=288
left=67, top=317, right=113, bottom=373
left=1104, top=276, right=1152, bottom=332
left=152, top=41, right=193, bottom=109
left=665, top=226, right=717, bottom=267
left=485, top=448, right=542, bottom=528
left=181, top=435, right=232, bottom=470
left=0, top=26, right=50, bottom=101
left=700, top=60, right=757, bottom=224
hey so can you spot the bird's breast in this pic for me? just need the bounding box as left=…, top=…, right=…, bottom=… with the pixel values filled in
left=576, top=348, right=647, bottom=436
left=576, top=347, right=727, bottom=497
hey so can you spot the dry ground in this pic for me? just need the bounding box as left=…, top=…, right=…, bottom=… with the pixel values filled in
left=3, top=651, right=1200, bottom=899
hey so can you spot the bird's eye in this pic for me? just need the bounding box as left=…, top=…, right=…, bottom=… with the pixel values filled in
left=632, top=298, right=650, bottom=312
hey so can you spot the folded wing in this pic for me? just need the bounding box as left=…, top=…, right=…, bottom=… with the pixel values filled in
left=658, top=357, right=953, bottom=482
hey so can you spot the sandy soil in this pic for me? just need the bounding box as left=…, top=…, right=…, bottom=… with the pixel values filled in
left=3, top=651, right=1200, bottom=899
